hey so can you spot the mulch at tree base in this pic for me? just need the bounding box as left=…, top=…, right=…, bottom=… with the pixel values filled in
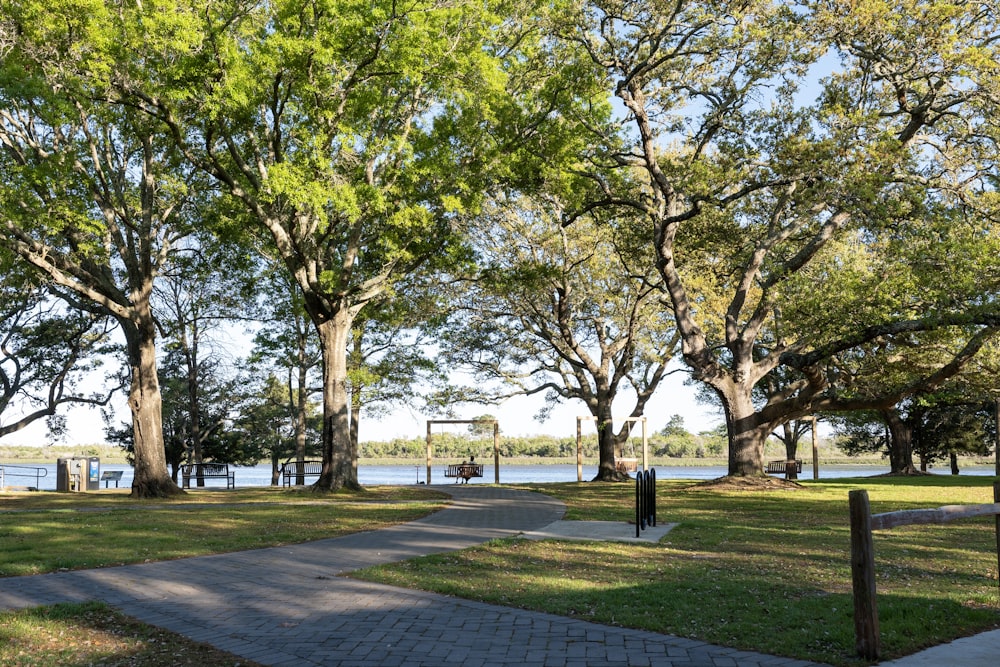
left=691, top=475, right=805, bottom=491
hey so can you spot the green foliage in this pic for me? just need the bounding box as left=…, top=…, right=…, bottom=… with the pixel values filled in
left=466, top=415, right=498, bottom=438
left=649, top=415, right=725, bottom=458
left=532, top=0, right=1000, bottom=476
left=95, top=0, right=605, bottom=485
left=833, top=401, right=995, bottom=466
left=438, top=191, right=678, bottom=477
left=4, top=0, right=999, bottom=484
left=235, top=374, right=323, bottom=463
left=832, top=410, right=890, bottom=458
left=0, top=264, right=118, bottom=438
left=653, top=415, right=698, bottom=458
left=347, top=296, right=448, bottom=422
left=0, top=0, right=225, bottom=493
left=914, top=403, right=994, bottom=461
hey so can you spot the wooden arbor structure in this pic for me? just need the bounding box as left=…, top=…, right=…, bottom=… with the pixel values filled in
left=425, top=419, right=500, bottom=485
left=575, top=416, right=648, bottom=482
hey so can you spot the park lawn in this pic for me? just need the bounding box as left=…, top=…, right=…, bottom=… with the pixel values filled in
left=0, top=601, right=261, bottom=667
left=0, top=486, right=448, bottom=576
left=2, top=476, right=998, bottom=665
left=352, top=475, right=1000, bottom=666
left=0, top=486, right=447, bottom=666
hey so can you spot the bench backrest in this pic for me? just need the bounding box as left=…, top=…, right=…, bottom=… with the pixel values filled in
left=281, top=461, right=323, bottom=474
left=446, top=463, right=483, bottom=475
left=182, top=463, right=229, bottom=475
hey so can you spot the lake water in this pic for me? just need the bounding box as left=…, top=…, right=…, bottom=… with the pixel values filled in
left=2, top=461, right=997, bottom=492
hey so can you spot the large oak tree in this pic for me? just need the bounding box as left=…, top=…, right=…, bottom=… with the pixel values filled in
left=440, top=195, right=679, bottom=481
left=552, top=0, right=1000, bottom=476
left=0, top=5, right=207, bottom=495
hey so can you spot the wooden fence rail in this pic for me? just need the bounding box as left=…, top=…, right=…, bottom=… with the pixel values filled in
left=849, top=482, right=1000, bottom=660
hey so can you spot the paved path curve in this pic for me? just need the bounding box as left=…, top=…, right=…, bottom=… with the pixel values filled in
left=0, top=486, right=823, bottom=666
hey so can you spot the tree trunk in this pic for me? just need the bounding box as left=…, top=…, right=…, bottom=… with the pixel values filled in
left=313, top=310, right=360, bottom=491
left=723, top=386, right=769, bottom=476
left=270, top=451, right=280, bottom=486
left=730, top=425, right=768, bottom=476
left=994, top=398, right=999, bottom=477
left=184, top=333, right=205, bottom=486
left=882, top=409, right=918, bottom=474
left=949, top=452, right=959, bottom=475
left=591, top=401, right=630, bottom=482
left=122, top=313, right=181, bottom=498
left=350, top=400, right=361, bottom=483
left=782, top=422, right=799, bottom=480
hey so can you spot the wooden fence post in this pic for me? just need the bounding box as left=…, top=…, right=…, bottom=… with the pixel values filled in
left=850, top=489, right=880, bottom=660
left=425, top=421, right=432, bottom=486
left=995, top=481, right=1000, bottom=604
left=493, top=421, right=501, bottom=484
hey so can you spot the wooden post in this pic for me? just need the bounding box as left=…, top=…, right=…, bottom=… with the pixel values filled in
left=642, top=417, right=648, bottom=472
left=426, top=421, right=432, bottom=485
left=850, top=489, right=880, bottom=660
left=995, top=481, right=1000, bottom=604
left=493, top=421, right=500, bottom=484
left=811, top=417, right=819, bottom=480
left=994, top=398, right=999, bottom=477
left=576, top=417, right=583, bottom=482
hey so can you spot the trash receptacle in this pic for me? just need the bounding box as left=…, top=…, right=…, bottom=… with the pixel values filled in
left=56, top=457, right=100, bottom=492
left=85, top=457, right=100, bottom=491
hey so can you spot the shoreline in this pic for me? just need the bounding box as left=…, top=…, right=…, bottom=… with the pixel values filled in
left=4, top=453, right=991, bottom=469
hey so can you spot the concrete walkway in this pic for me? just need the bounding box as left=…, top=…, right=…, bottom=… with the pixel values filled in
left=0, top=485, right=985, bottom=666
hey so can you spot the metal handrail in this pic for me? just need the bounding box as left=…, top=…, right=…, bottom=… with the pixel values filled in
left=0, top=464, right=49, bottom=489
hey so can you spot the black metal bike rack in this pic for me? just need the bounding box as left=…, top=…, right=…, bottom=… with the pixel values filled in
left=635, top=468, right=656, bottom=537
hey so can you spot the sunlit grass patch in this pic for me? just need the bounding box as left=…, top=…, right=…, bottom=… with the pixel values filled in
left=0, top=487, right=447, bottom=576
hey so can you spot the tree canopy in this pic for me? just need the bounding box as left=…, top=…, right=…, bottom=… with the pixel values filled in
left=543, top=0, right=1000, bottom=475
left=1, top=0, right=998, bottom=486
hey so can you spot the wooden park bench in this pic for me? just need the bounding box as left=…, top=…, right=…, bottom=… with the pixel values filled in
left=279, top=460, right=324, bottom=487
left=444, top=462, right=483, bottom=483
left=100, top=470, right=124, bottom=488
left=765, top=459, right=803, bottom=477
left=180, top=462, right=235, bottom=489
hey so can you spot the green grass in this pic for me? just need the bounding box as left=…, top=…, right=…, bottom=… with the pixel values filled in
left=0, top=486, right=447, bottom=576
left=2, top=476, right=999, bottom=665
left=0, top=601, right=261, bottom=666
left=352, top=475, right=1000, bottom=666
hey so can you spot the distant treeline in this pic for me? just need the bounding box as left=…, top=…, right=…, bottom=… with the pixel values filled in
left=359, top=431, right=729, bottom=460
left=1, top=428, right=741, bottom=464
